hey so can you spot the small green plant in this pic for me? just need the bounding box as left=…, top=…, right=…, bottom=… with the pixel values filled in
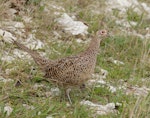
left=126, top=7, right=144, bottom=28
left=127, top=7, right=143, bottom=22
left=27, top=0, right=42, bottom=5
left=0, top=0, right=150, bottom=118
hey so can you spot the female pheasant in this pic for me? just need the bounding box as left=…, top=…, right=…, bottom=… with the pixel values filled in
left=13, top=30, right=108, bottom=103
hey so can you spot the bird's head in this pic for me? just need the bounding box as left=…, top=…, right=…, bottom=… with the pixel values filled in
left=96, top=30, right=108, bottom=39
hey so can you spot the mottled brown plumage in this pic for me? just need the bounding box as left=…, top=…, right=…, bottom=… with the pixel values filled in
left=13, top=30, right=108, bottom=86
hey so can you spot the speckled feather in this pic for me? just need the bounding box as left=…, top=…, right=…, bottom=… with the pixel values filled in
left=13, top=30, right=107, bottom=86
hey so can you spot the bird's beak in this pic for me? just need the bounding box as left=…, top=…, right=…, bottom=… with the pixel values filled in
left=107, top=31, right=111, bottom=37
left=107, top=31, right=113, bottom=38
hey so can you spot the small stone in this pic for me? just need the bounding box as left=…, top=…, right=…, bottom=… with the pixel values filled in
left=4, top=105, right=13, bottom=116
left=23, top=104, right=35, bottom=110
left=50, top=87, right=61, bottom=97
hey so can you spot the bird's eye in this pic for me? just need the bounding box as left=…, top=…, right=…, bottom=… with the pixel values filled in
left=101, top=30, right=106, bottom=34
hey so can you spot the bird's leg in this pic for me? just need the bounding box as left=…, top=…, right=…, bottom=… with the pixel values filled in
left=66, top=88, right=72, bottom=104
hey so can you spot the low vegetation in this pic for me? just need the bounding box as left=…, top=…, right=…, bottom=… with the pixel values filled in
left=0, top=0, right=150, bottom=118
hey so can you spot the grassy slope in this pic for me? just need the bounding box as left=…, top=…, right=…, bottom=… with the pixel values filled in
left=0, top=0, right=150, bottom=118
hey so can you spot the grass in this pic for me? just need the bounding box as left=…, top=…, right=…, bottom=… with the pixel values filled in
left=0, top=0, right=150, bottom=118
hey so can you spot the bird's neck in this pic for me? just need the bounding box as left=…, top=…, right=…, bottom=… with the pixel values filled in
left=83, top=37, right=101, bottom=55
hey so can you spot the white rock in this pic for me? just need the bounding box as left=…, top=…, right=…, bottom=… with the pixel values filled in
left=141, top=3, right=150, bottom=17
left=76, top=38, right=83, bottom=43
left=1, top=55, right=15, bottom=62
left=25, top=34, right=44, bottom=50
left=80, top=100, right=117, bottom=115
left=0, top=21, right=25, bottom=36
left=13, top=49, right=28, bottom=58
left=4, top=105, right=13, bottom=116
left=107, top=0, right=150, bottom=18
left=50, top=87, right=61, bottom=96
left=2, top=21, right=25, bottom=29
left=14, top=22, right=25, bottom=28
left=106, top=0, right=150, bottom=39
left=118, top=85, right=126, bottom=90
left=23, top=16, right=32, bottom=23
left=38, top=111, right=41, bottom=115
left=116, top=20, right=137, bottom=28
left=5, top=8, right=17, bottom=17
left=51, top=5, right=65, bottom=11
left=92, top=74, right=101, bottom=79
left=54, top=12, right=61, bottom=15
left=108, top=57, right=124, bottom=66
left=46, top=115, right=53, bottom=118
left=23, top=104, right=35, bottom=110
left=125, top=86, right=150, bottom=96
left=90, top=77, right=107, bottom=85
left=126, top=29, right=150, bottom=39
left=66, top=102, right=71, bottom=107
left=0, top=76, right=14, bottom=83
left=5, top=67, right=16, bottom=75
left=97, top=79, right=107, bottom=85
left=119, top=0, right=138, bottom=7
left=88, top=74, right=125, bottom=93
left=41, top=1, right=65, bottom=13
left=2, top=49, right=31, bottom=63
left=45, top=91, right=52, bottom=97
left=109, top=85, right=117, bottom=93
left=107, top=0, right=139, bottom=14
left=106, top=103, right=116, bottom=110
left=56, top=13, right=88, bottom=36
left=0, top=29, right=16, bottom=43
left=92, top=69, right=108, bottom=80
left=53, top=31, right=62, bottom=38
left=116, top=102, right=122, bottom=106
left=33, top=84, right=45, bottom=90
left=87, top=77, right=107, bottom=87
left=113, top=60, right=124, bottom=65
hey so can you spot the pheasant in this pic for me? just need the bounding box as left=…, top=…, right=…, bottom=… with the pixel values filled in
left=13, top=29, right=108, bottom=103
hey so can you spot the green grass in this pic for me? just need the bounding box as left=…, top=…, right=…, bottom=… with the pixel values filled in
left=0, top=0, right=150, bottom=118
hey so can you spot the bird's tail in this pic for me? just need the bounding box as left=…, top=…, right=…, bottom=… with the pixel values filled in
left=13, top=40, right=50, bottom=68
left=13, top=40, right=39, bottom=57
